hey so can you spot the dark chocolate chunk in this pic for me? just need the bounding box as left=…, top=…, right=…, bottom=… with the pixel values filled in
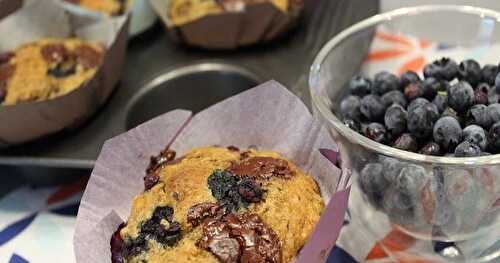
left=0, top=52, right=14, bottom=65
left=227, top=145, right=240, bottom=152
left=143, top=173, right=159, bottom=191
left=197, top=213, right=282, bottom=263
left=41, top=44, right=70, bottom=63
left=146, top=148, right=176, bottom=175
left=228, top=157, right=293, bottom=180
left=187, top=202, right=226, bottom=227
left=75, top=44, right=103, bottom=69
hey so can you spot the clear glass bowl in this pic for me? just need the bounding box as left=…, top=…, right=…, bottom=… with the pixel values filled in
left=310, top=5, right=500, bottom=262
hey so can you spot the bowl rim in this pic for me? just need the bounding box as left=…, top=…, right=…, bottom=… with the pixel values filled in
left=310, top=5, right=500, bottom=167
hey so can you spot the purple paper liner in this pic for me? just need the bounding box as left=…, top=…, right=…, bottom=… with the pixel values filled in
left=74, top=80, right=351, bottom=263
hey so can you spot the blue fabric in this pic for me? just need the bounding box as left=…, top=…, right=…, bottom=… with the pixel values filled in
left=0, top=213, right=37, bottom=246
left=8, top=253, right=29, bottom=263
left=327, top=246, right=358, bottom=263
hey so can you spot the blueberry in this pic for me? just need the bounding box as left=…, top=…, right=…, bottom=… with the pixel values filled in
left=343, top=118, right=361, bottom=133
left=487, top=103, right=500, bottom=123
left=340, top=95, right=362, bottom=120
left=454, top=141, right=482, bottom=157
left=373, top=71, right=399, bottom=95
left=419, top=142, right=442, bottom=156
left=467, top=104, right=492, bottom=129
left=408, top=102, right=439, bottom=139
left=383, top=189, right=416, bottom=226
left=474, top=83, right=490, bottom=105
left=400, top=70, right=420, bottom=89
left=392, top=133, right=418, bottom=152
left=359, top=163, right=387, bottom=193
left=348, top=75, right=372, bottom=96
left=363, top=122, right=387, bottom=143
left=395, top=164, right=427, bottom=196
left=488, top=122, right=500, bottom=152
left=360, top=94, right=386, bottom=121
left=408, top=98, right=430, bottom=112
left=432, top=94, right=447, bottom=113
left=424, top=58, right=458, bottom=81
left=384, top=104, right=407, bottom=136
left=433, top=116, right=462, bottom=151
left=481, top=64, right=498, bottom=85
left=381, top=90, right=407, bottom=107
left=458, top=59, right=482, bottom=86
left=448, top=81, right=474, bottom=114
left=423, top=63, right=441, bottom=79
left=421, top=81, right=438, bottom=101
left=488, top=85, right=500, bottom=104
left=359, top=163, right=388, bottom=209
left=379, top=156, right=403, bottom=182
left=404, top=82, right=424, bottom=101
left=463, top=125, right=487, bottom=150
left=495, top=72, right=500, bottom=94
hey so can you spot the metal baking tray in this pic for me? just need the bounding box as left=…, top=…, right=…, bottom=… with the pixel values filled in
left=0, top=0, right=379, bottom=180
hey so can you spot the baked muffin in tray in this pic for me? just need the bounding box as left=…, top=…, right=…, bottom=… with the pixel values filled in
left=65, top=0, right=128, bottom=16
left=0, top=38, right=103, bottom=106
left=111, top=146, right=324, bottom=263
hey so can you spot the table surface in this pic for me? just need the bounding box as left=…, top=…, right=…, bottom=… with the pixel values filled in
left=0, top=0, right=379, bottom=262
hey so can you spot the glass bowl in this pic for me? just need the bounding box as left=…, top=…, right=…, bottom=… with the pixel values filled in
left=310, top=5, right=500, bottom=262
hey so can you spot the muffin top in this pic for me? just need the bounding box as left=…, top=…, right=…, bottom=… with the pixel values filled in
left=0, top=38, right=103, bottom=106
left=168, top=0, right=290, bottom=26
left=66, top=0, right=127, bottom=16
left=114, top=146, right=324, bottom=263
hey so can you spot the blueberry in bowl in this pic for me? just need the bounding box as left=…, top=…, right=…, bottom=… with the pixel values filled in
left=309, top=5, right=500, bottom=259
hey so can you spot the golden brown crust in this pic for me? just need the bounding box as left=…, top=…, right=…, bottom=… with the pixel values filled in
left=168, top=0, right=290, bottom=26
left=73, top=0, right=125, bottom=16
left=0, top=38, right=103, bottom=106
left=120, top=147, right=324, bottom=263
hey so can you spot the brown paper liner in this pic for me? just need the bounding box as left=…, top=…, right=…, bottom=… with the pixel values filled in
left=149, top=0, right=304, bottom=49
left=0, top=0, right=129, bottom=146
left=0, top=0, right=22, bottom=20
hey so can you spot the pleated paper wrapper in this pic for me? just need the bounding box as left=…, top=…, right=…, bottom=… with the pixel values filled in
left=74, top=80, right=351, bottom=263
left=0, top=0, right=128, bottom=146
left=0, top=0, right=22, bottom=20
left=149, top=0, right=304, bottom=49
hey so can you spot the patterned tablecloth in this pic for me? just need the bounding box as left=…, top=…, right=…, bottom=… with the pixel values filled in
left=0, top=177, right=354, bottom=263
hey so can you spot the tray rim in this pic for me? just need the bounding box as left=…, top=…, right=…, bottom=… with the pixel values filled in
left=0, top=62, right=263, bottom=169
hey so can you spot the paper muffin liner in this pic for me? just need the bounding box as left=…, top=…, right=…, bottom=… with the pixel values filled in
left=74, top=80, right=351, bottom=263
left=0, top=0, right=129, bottom=147
left=0, top=0, right=22, bottom=20
left=57, top=0, right=157, bottom=37
left=149, top=0, right=304, bottom=49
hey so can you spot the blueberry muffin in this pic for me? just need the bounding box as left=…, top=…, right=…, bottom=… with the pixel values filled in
left=0, top=38, right=104, bottom=106
left=111, top=146, right=324, bottom=263
left=65, top=0, right=128, bottom=16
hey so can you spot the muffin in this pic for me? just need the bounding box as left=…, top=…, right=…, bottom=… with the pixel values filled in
left=111, top=146, right=324, bottom=263
left=65, top=0, right=129, bottom=16
left=168, top=0, right=290, bottom=26
left=0, top=38, right=104, bottom=106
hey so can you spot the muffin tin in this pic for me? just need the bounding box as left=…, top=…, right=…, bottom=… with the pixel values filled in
left=0, top=0, right=379, bottom=181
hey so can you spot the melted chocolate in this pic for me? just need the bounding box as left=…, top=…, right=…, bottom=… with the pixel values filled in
left=41, top=44, right=70, bottom=63
left=187, top=202, right=226, bottom=227
left=198, top=213, right=282, bottom=263
left=0, top=52, right=14, bottom=65
left=75, top=44, right=102, bottom=69
left=228, top=157, right=293, bottom=180
left=143, top=148, right=176, bottom=190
